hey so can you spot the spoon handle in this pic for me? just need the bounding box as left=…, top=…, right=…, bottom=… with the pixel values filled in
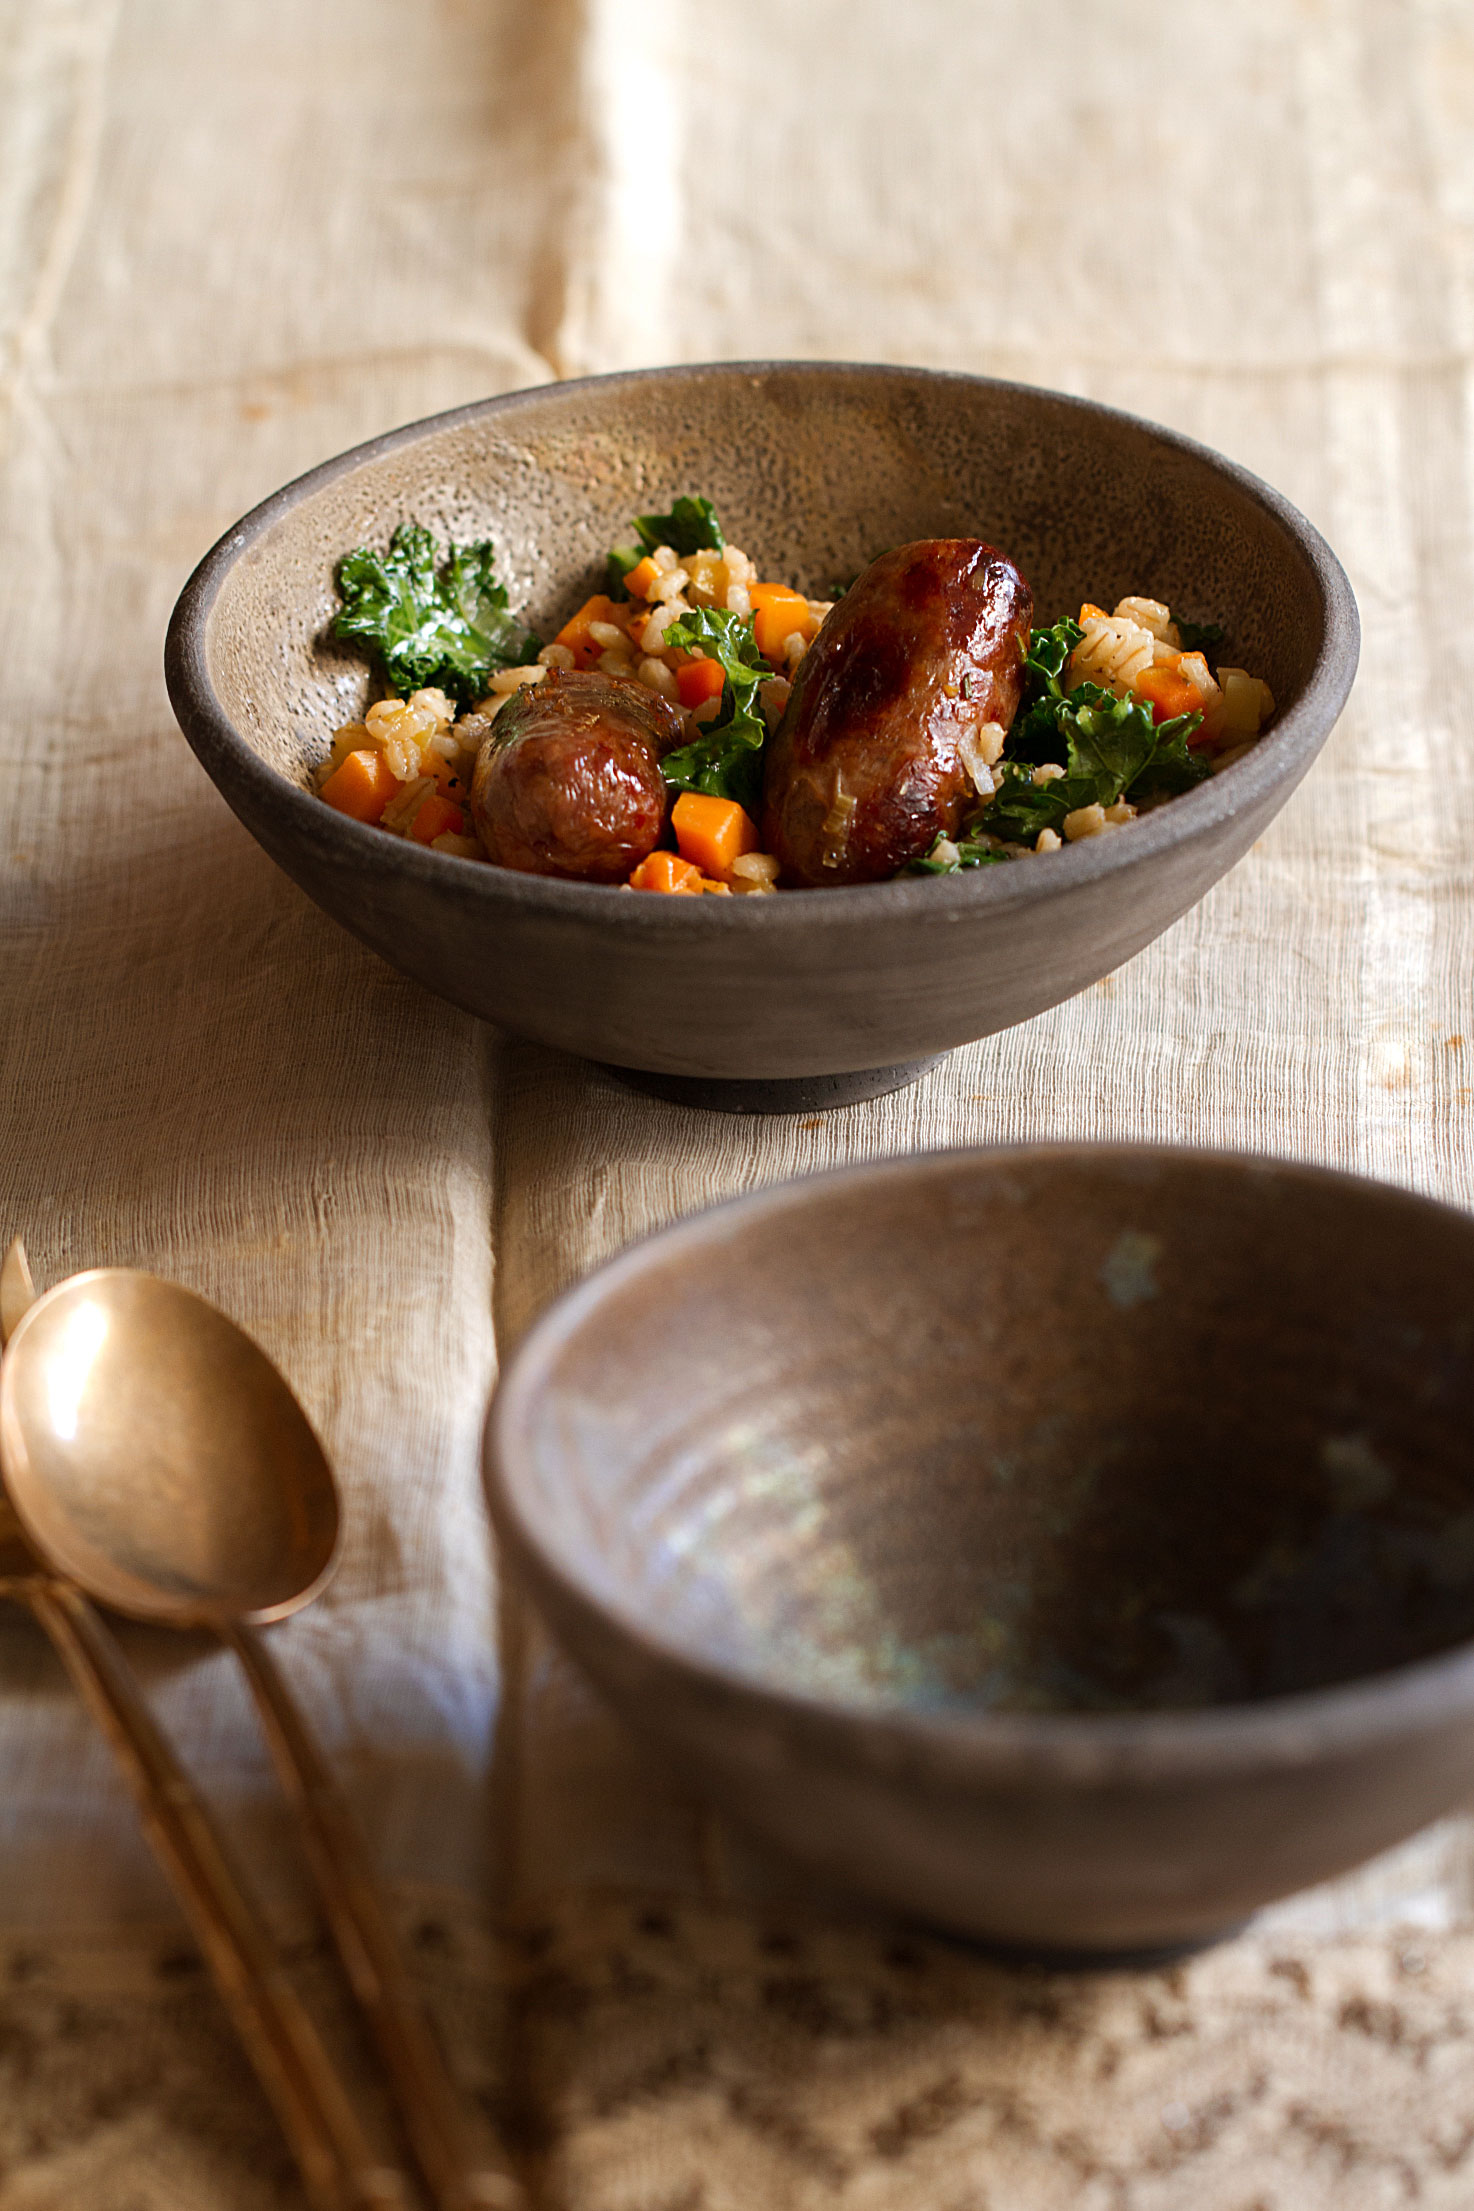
left=25, top=1579, right=411, bottom=2211
left=228, top=1623, right=525, bottom=2211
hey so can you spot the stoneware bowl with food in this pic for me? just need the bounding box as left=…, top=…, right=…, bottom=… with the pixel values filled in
left=165, top=364, right=1359, bottom=1113
left=486, top=1145, right=1474, bottom=1956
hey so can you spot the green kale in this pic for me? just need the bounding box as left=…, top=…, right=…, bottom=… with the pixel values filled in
left=606, top=545, right=645, bottom=597
left=907, top=831, right=1013, bottom=874
left=1175, top=616, right=1226, bottom=653
left=1025, top=614, right=1084, bottom=686
left=1130, top=711, right=1216, bottom=803
left=979, top=762, right=1100, bottom=844
left=607, top=495, right=726, bottom=596
left=658, top=605, right=769, bottom=816
left=978, top=614, right=1210, bottom=843
left=639, top=495, right=726, bottom=556
left=1059, top=684, right=1163, bottom=792
left=333, top=524, right=540, bottom=705
left=1008, top=619, right=1088, bottom=765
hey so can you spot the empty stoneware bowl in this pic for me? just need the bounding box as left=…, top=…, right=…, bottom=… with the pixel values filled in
left=486, top=1146, right=1474, bottom=1955
left=166, top=364, right=1359, bottom=1114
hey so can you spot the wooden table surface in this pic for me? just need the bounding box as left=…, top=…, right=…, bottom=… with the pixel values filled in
left=2, top=1, right=1473, bottom=2201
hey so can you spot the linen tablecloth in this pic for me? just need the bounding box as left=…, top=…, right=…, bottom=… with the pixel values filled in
left=3, top=1, right=1474, bottom=2201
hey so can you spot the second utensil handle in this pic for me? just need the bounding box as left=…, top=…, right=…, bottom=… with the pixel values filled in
left=229, top=1624, right=524, bottom=2211
left=29, top=1580, right=407, bottom=2211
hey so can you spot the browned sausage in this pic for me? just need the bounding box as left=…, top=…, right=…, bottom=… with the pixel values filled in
left=470, top=667, right=684, bottom=883
left=761, top=539, right=1033, bottom=887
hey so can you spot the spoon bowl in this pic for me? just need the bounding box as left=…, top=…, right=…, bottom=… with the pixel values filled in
left=0, top=1269, right=338, bottom=1626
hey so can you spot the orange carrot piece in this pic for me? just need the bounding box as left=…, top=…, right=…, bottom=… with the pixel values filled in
left=1079, top=601, right=1108, bottom=621
left=749, top=582, right=809, bottom=664
left=555, top=593, right=628, bottom=670
left=675, top=657, right=726, bottom=710
left=320, top=747, right=400, bottom=825
left=409, top=791, right=466, bottom=845
left=1133, top=663, right=1204, bottom=726
left=629, top=849, right=704, bottom=894
left=671, top=790, right=760, bottom=878
left=625, top=556, right=660, bottom=601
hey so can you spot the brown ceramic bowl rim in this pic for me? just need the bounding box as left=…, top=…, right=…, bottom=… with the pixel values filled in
left=166, top=361, right=1359, bottom=926
left=487, top=1142, right=1474, bottom=1786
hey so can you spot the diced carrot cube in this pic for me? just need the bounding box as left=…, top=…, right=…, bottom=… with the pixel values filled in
left=555, top=593, right=629, bottom=670
left=1133, top=662, right=1205, bottom=726
left=671, top=791, right=760, bottom=878
left=675, top=657, right=727, bottom=710
left=409, top=791, right=467, bottom=845
left=420, top=742, right=465, bottom=792
left=629, top=849, right=704, bottom=894
left=625, top=556, right=660, bottom=600
left=1079, top=602, right=1108, bottom=621
left=749, top=582, right=809, bottom=664
left=320, top=748, right=400, bottom=825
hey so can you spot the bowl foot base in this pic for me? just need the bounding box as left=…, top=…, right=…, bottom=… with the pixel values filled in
left=599, top=1055, right=946, bottom=1115
left=934, top=1919, right=1249, bottom=1973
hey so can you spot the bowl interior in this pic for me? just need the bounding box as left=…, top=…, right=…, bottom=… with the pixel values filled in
left=503, top=1151, right=1474, bottom=1718
left=204, top=366, right=1331, bottom=793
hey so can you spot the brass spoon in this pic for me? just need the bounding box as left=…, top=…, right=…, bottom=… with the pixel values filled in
left=0, top=1248, right=400, bottom=2211
left=0, top=1251, right=521, bottom=2211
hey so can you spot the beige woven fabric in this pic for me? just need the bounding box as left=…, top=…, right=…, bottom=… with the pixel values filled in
left=2, top=0, right=1474, bottom=2201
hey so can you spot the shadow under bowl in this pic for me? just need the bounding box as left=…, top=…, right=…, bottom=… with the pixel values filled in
left=486, top=1146, right=1474, bottom=1954
left=165, top=363, right=1358, bottom=1113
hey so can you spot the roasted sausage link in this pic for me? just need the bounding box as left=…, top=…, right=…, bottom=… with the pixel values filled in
left=470, top=667, right=685, bottom=883
left=761, top=539, right=1034, bottom=887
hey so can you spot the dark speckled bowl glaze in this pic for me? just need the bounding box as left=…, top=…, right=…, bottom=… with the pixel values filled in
left=165, top=365, right=1359, bottom=1112
left=486, top=1146, right=1474, bottom=1956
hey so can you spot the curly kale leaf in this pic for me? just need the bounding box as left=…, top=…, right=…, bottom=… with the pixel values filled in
left=1058, top=684, right=1164, bottom=792
left=658, top=606, right=769, bottom=816
left=333, top=524, right=540, bottom=705
left=607, top=495, right=726, bottom=595
left=1175, top=616, right=1226, bottom=653
left=1129, top=711, right=1216, bottom=803
left=1007, top=618, right=1088, bottom=765
left=978, top=616, right=1210, bottom=841
left=907, top=832, right=1014, bottom=874
left=1024, top=614, right=1084, bottom=687
left=978, top=762, right=1102, bottom=844
left=639, top=495, right=726, bottom=556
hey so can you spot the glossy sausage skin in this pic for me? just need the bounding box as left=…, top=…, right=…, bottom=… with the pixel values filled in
left=470, top=668, right=685, bottom=883
left=761, top=539, right=1033, bottom=887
